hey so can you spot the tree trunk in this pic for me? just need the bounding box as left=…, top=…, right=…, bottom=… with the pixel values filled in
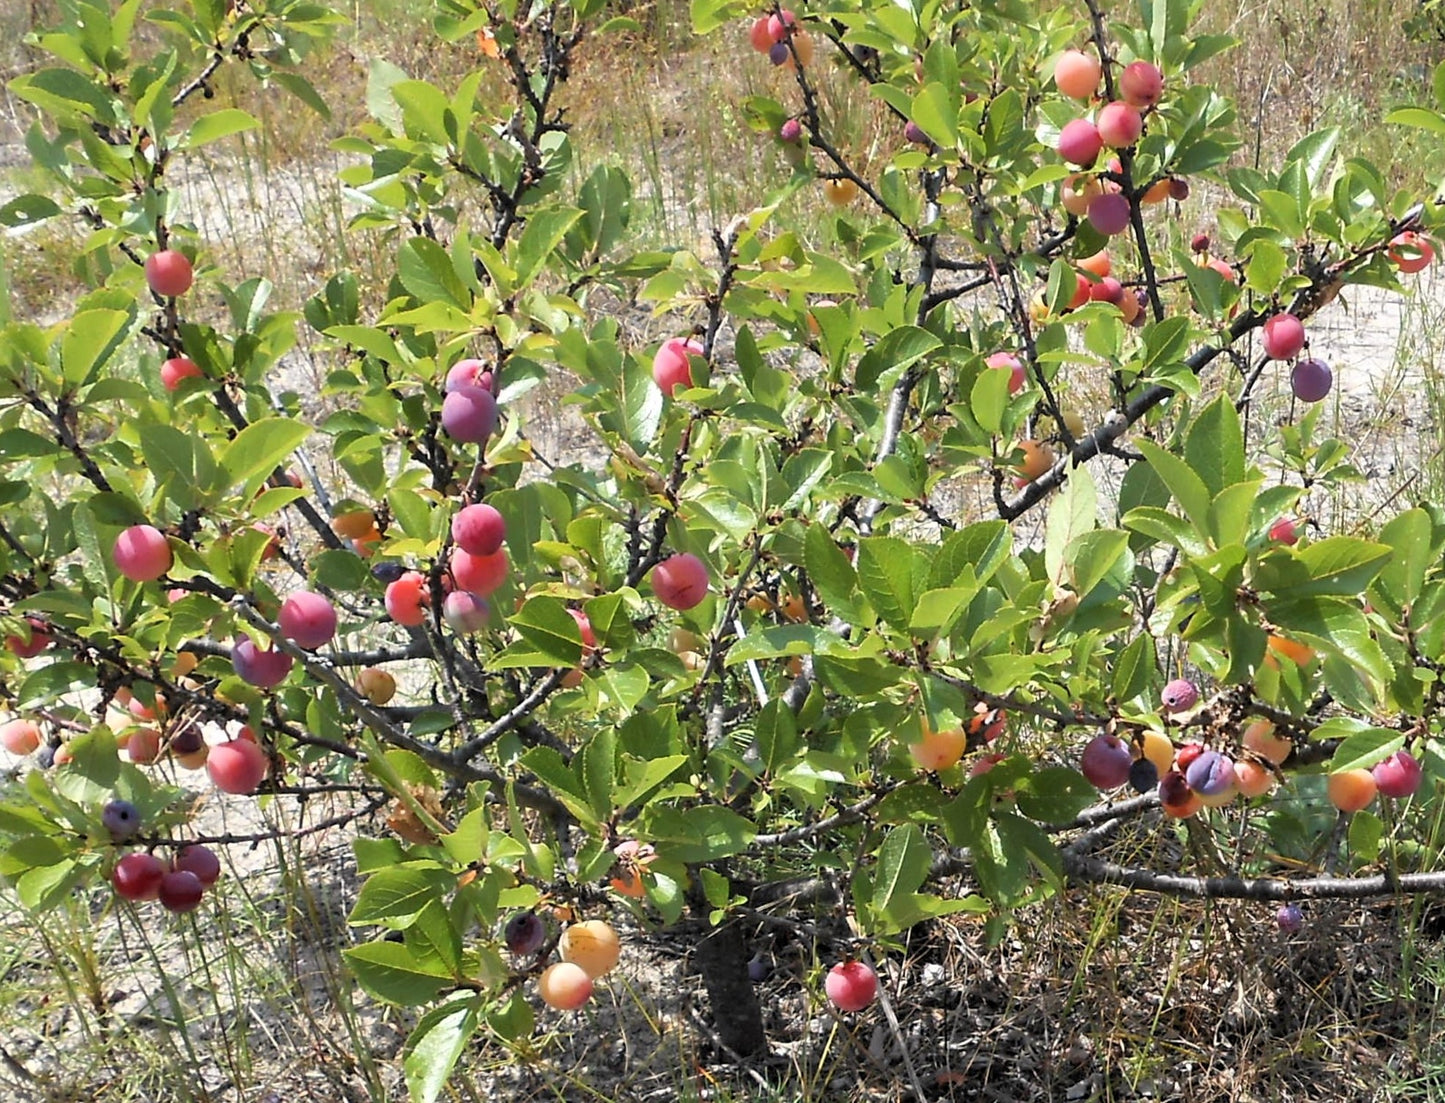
left=689, top=895, right=767, bottom=1056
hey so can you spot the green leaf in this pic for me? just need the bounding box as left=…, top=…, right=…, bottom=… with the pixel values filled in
left=970, top=358, right=1011, bottom=435
left=1283, top=128, right=1339, bottom=189
left=1066, top=530, right=1129, bottom=598
left=398, top=237, right=469, bottom=309
left=1293, top=537, right=1391, bottom=597
left=62, top=308, right=132, bottom=386
left=1015, top=768, right=1097, bottom=825
left=995, top=811, right=1063, bottom=892
left=17, top=859, right=81, bottom=912
left=139, top=425, right=212, bottom=510
left=911, top=82, right=958, bottom=147
left=1348, top=811, right=1383, bottom=863
left=804, top=523, right=864, bottom=624
left=343, top=941, right=453, bottom=1006
left=579, top=727, right=615, bottom=823
left=855, top=327, right=941, bottom=390
left=518, top=747, right=598, bottom=827
left=724, top=624, right=820, bottom=666
left=587, top=663, right=650, bottom=714
left=619, top=350, right=663, bottom=452
left=614, top=754, right=689, bottom=808
left=0, top=428, right=62, bottom=461
left=508, top=597, right=584, bottom=666
left=1183, top=395, right=1244, bottom=498
left=1045, top=461, right=1096, bottom=585
left=219, top=417, right=311, bottom=494
left=1135, top=439, right=1211, bottom=533
left=1207, top=481, right=1261, bottom=549
left=404, top=995, right=482, bottom=1103
left=515, top=207, right=584, bottom=287
left=0, top=194, right=62, bottom=229
left=856, top=536, right=922, bottom=631
left=350, top=867, right=455, bottom=928
left=271, top=71, right=332, bottom=119
left=63, top=727, right=120, bottom=794
left=646, top=806, right=756, bottom=862
left=930, top=521, right=1011, bottom=590
left=1385, top=107, right=1445, bottom=135
left=872, top=823, right=931, bottom=916
left=1372, top=508, right=1432, bottom=609
left=1122, top=506, right=1208, bottom=555
left=1271, top=596, right=1388, bottom=689
left=1326, top=725, right=1403, bottom=773
left=1111, top=633, right=1156, bottom=704
left=180, top=108, right=260, bottom=148
left=10, top=68, right=117, bottom=124
left=754, top=699, right=798, bottom=773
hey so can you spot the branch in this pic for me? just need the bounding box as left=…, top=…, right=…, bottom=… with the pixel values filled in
left=1062, top=849, right=1445, bottom=900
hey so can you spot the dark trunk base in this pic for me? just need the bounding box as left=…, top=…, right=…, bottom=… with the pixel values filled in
left=691, top=912, right=767, bottom=1056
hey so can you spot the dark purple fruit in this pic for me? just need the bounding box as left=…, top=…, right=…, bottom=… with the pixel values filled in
left=769, top=42, right=789, bottom=65
left=170, top=726, right=204, bottom=755
left=1290, top=358, right=1333, bottom=403
left=1276, top=903, right=1303, bottom=933
left=371, top=561, right=408, bottom=584
left=1158, top=769, right=1193, bottom=811
left=1129, top=757, right=1159, bottom=794
left=158, top=870, right=205, bottom=913
left=748, top=953, right=771, bottom=983
left=102, top=799, right=141, bottom=841
left=503, top=911, right=546, bottom=956
left=174, top=844, right=221, bottom=887
left=1081, top=733, right=1132, bottom=790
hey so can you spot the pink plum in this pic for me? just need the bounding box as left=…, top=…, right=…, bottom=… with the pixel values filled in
left=1057, top=118, right=1102, bottom=166
left=1262, top=313, right=1306, bottom=360
left=651, top=553, right=709, bottom=610
left=442, top=590, right=491, bottom=633
left=207, top=738, right=268, bottom=794
left=441, top=385, right=498, bottom=444
left=451, top=547, right=509, bottom=595
left=1119, top=61, right=1163, bottom=108
left=653, top=338, right=704, bottom=396
left=452, top=503, right=506, bottom=556
left=113, top=525, right=172, bottom=582
left=145, top=250, right=193, bottom=297
left=1373, top=750, right=1422, bottom=799
left=278, top=590, right=337, bottom=650
left=231, top=638, right=293, bottom=688
left=825, top=961, right=878, bottom=1012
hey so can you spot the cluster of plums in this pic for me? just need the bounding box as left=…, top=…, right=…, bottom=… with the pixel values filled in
left=1051, top=50, right=1167, bottom=237
left=746, top=7, right=812, bottom=69
left=1260, top=311, right=1333, bottom=403
left=1081, top=681, right=1425, bottom=815
left=502, top=915, right=621, bottom=1010
left=106, top=497, right=705, bottom=727
left=104, top=800, right=222, bottom=913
